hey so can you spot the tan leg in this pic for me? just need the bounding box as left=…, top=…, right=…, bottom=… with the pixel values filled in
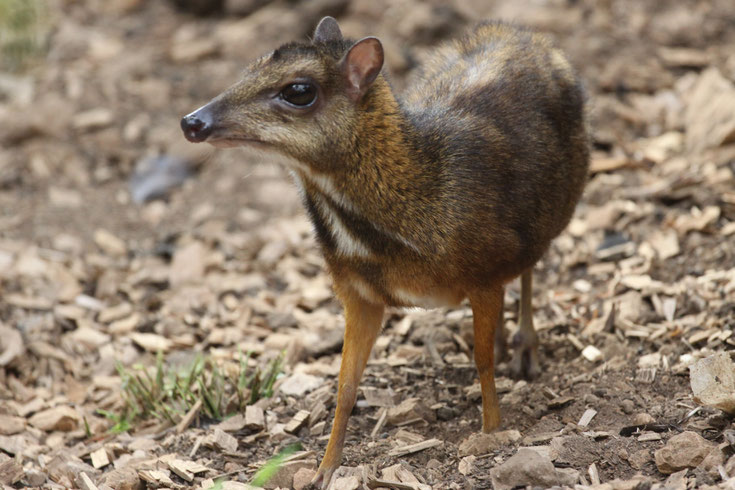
left=311, top=288, right=384, bottom=489
left=469, top=285, right=504, bottom=432
left=494, top=286, right=507, bottom=363
left=510, top=268, right=540, bottom=379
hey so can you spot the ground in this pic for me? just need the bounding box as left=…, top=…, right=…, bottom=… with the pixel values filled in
left=1, top=0, right=735, bottom=489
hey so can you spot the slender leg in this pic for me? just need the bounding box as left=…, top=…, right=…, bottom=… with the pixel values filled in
left=494, top=286, right=507, bottom=363
left=469, top=285, right=504, bottom=432
left=311, top=288, right=385, bottom=489
left=510, top=268, right=541, bottom=379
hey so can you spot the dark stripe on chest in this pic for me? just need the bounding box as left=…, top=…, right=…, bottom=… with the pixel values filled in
left=302, top=191, right=337, bottom=253
left=313, top=187, right=407, bottom=257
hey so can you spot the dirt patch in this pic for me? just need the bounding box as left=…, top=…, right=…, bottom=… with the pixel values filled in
left=1, top=0, right=735, bottom=489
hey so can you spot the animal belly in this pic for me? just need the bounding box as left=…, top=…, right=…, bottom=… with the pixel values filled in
left=390, top=286, right=464, bottom=309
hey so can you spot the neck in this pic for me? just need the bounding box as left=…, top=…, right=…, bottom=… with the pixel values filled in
left=297, top=79, right=445, bottom=256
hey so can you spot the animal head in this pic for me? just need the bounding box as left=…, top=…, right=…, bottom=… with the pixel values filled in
left=181, top=17, right=385, bottom=171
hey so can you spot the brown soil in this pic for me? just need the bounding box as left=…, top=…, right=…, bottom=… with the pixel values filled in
left=1, top=0, right=734, bottom=489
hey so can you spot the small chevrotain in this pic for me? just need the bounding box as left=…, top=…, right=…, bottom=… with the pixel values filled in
left=182, top=17, right=589, bottom=488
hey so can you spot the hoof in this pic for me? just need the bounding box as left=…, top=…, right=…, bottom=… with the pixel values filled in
left=308, top=465, right=336, bottom=490
left=509, top=330, right=540, bottom=380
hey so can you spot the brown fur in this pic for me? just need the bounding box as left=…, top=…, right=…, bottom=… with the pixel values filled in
left=182, top=18, right=589, bottom=488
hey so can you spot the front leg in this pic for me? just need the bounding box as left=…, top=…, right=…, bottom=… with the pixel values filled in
left=469, top=286, right=504, bottom=432
left=311, top=286, right=385, bottom=489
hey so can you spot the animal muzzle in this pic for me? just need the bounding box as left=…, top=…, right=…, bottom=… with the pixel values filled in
left=181, top=106, right=214, bottom=143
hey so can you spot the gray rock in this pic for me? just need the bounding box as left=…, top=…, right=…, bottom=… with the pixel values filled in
left=490, top=447, right=577, bottom=490
left=654, top=431, right=714, bottom=474
left=129, top=155, right=192, bottom=203
left=458, top=430, right=521, bottom=456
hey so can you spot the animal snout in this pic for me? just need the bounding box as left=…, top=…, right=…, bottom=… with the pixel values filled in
left=181, top=109, right=213, bottom=143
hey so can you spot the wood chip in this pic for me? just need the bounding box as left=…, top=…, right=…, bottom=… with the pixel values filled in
left=638, top=431, right=662, bottom=442
left=371, top=407, right=388, bottom=438
left=204, top=428, right=238, bottom=453
left=388, top=438, right=442, bottom=457
left=588, top=462, right=601, bottom=485
left=367, top=479, right=417, bottom=490
left=548, top=396, right=575, bottom=409
left=78, top=472, right=100, bottom=490
left=578, top=409, right=598, bottom=428
left=245, top=405, right=266, bottom=431
left=139, top=469, right=175, bottom=487
left=590, top=155, right=631, bottom=173
left=284, top=410, right=310, bottom=434
left=97, top=303, right=133, bottom=323
left=582, top=345, right=603, bottom=362
left=129, top=332, right=172, bottom=352
left=93, top=228, right=127, bottom=256
left=167, top=459, right=209, bottom=482
left=90, top=447, right=110, bottom=469
left=176, top=399, right=202, bottom=434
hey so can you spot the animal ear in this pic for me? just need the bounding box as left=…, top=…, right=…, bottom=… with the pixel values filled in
left=339, top=37, right=384, bottom=102
left=313, top=16, right=343, bottom=43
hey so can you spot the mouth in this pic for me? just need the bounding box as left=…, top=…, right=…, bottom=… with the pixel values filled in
left=207, top=136, right=272, bottom=150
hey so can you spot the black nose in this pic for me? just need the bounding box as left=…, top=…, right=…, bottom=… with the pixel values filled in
left=181, top=110, right=213, bottom=143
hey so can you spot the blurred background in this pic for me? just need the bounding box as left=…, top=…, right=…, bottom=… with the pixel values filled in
left=1, top=0, right=735, bottom=488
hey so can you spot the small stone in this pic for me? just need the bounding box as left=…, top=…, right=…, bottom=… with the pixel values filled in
left=0, top=414, right=25, bottom=435
left=245, top=405, right=266, bottom=431
left=633, top=413, right=655, bottom=425
left=93, top=229, right=127, bottom=257
left=628, top=449, right=652, bottom=470
left=215, top=413, right=247, bottom=432
left=292, top=467, right=316, bottom=490
left=263, top=459, right=317, bottom=489
left=621, top=399, right=635, bottom=414
left=169, top=241, right=206, bottom=287
left=73, top=108, right=114, bottom=132
left=654, top=431, right=715, bottom=474
left=332, top=476, right=360, bottom=490
left=204, top=428, right=238, bottom=453
left=685, top=67, right=735, bottom=153
left=387, top=398, right=436, bottom=426
left=490, top=447, right=577, bottom=490
left=582, top=345, right=603, bottom=362
left=458, top=430, right=521, bottom=456
left=0, top=324, right=25, bottom=367
left=28, top=406, right=80, bottom=432
left=689, top=352, right=735, bottom=414
left=99, top=467, right=140, bottom=490
left=698, top=447, right=724, bottom=474
left=662, top=469, right=688, bottom=490
left=458, top=455, right=476, bottom=475
left=278, top=373, right=324, bottom=397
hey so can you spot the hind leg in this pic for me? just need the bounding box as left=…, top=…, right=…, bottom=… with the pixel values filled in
left=510, top=268, right=540, bottom=379
left=494, top=286, right=508, bottom=364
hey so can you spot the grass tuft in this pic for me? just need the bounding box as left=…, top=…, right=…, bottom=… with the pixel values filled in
left=98, top=350, right=283, bottom=432
left=0, top=0, right=46, bottom=71
left=250, top=443, right=301, bottom=487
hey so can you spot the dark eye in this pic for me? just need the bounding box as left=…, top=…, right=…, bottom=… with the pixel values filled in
left=280, top=83, right=317, bottom=107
